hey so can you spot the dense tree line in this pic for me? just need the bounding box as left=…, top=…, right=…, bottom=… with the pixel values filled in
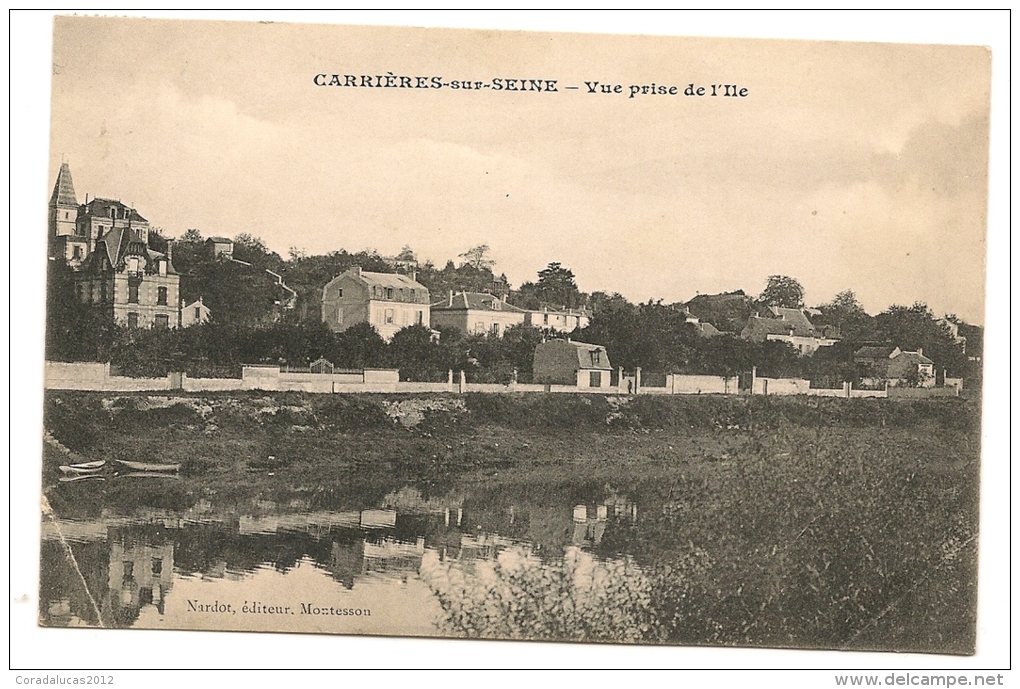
left=47, top=230, right=978, bottom=385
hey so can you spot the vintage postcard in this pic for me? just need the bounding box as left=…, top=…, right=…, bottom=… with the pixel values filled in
left=35, top=14, right=991, bottom=658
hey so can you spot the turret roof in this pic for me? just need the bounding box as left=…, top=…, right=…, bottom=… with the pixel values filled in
left=50, top=162, right=78, bottom=207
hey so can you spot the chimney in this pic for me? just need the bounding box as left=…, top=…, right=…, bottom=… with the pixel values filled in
left=917, top=347, right=923, bottom=356
left=410, top=270, right=417, bottom=283
left=448, top=290, right=453, bottom=306
left=166, top=239, right=174, bottom=262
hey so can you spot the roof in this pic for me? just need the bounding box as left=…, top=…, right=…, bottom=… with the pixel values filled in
left=50, top=163, right=78, bottom=207
left=893, top=350, right=933, bottom=365
left=355, top=269, right=427, bottom=291
left=325, top=267, right=428, bottom=294
left=536, top=339, right=612, bottom=370
left=81, top=198, right=148, bottom=223
left=206, top=236, right=233, bottom=244
left=769, top=307, right=815, bottom=333
left=854, top=346, right=896, bottom=361
left=432, top=292, right=526, bottom=313
left=85, top=226, right=176, bottom=274
left=686, top=290, right=747, bottom=304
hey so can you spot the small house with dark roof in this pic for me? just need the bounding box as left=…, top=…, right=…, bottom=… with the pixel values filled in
left=854, top=346, right=935, bottom=387
left=533, top=339, right=613, bottom=389
left=321, top=266, right=431, bottom=341
left=431, top=291, right=526, bottom=337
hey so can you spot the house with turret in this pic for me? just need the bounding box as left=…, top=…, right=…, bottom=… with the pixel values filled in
left=48, top=163, right=181, bottom=328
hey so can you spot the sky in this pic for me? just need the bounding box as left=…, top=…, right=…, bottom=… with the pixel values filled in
left=45, top=14, right=990, bottom=323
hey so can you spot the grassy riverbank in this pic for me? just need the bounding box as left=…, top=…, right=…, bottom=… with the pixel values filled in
left=42, top=391, right=980, bottom=653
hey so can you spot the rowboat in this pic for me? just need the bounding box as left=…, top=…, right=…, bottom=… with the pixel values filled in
left=116, top=460, right=181, bottom=472
left=59, top=475, right=105, bottom=483
left=58, top=461, right=106, bottom=475
left=69, top=460, right=106, bottom=470
left=115, top=471, right=180, bottom=480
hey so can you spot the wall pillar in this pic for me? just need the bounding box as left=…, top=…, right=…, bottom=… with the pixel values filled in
left=618, top=367, right=626, bottom=393
left=447, top=369, right=454, bottom=392
left=635, top=367, right=642, bottom=395
left=459, top=370, right=466, bottom=394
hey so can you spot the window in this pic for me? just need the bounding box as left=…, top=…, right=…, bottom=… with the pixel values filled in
left=195, top=307, right=202, bottom=320
left=386, top=287, right=394, bottom=299
left=491, top=322, right=500, bottom=336
left=157, top=287, right=168, bottom=306
left=591, top=350, right=601, bottom=366
left=158, top=260, right=167, bottom=276
left=127, top=313, right=138, bottom=329
left=337, top=288, right=343, bottom=298
left=336, top=307, right=344, bottom=324
left=416, top=310, right=424, bottom=325
left=543, top=314, right=549, bottom=325
left=151, top=558, right=163, bottom=576
left=128, top=279, right=139, bottom=304
left=590, top=371, right=602, bottom=388
left=72, top=246, right=82, bottom=260
left=385, top=308, right=394, bottom=324
left=475, top=322, right=485, bottom=334
left=122, top=561, right=134, bottom=580
left=100, top=282, right=108, bottom=303
left=154, top=314, right=169, bottom=329
left=127, top=256, right=139, bottom=272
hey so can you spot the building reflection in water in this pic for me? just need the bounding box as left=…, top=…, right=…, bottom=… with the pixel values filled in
left=107, top=524, right=175, bottom=624
left=572, top=495, right=638, bottom=547
left=40, top=488, right=640, bottom=629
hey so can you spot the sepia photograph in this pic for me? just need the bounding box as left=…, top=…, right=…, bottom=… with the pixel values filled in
left=11, top=10, right=1009, bottom=676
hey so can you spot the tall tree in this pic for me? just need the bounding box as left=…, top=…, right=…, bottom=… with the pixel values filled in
left=458, top=244, right=496, bottom=271
left=759, top=275, right=805, bottom=309
left=516, top=262, right=583, bottom=310
left=818, top=289, right=876, bottom=342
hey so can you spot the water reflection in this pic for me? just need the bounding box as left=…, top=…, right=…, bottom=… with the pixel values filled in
left=39, top=489, right=642, bottom=637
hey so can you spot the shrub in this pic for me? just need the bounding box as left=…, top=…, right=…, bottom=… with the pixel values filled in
left=421, top=546, right=657, bottom=642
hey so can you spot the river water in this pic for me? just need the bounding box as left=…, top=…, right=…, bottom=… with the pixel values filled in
left=39, top=483, right=647, bottom=639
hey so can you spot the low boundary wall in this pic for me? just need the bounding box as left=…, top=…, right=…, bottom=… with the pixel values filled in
left=47, top=361, right=943, bottom=400
left=887, top=386, right=959, bottom=399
